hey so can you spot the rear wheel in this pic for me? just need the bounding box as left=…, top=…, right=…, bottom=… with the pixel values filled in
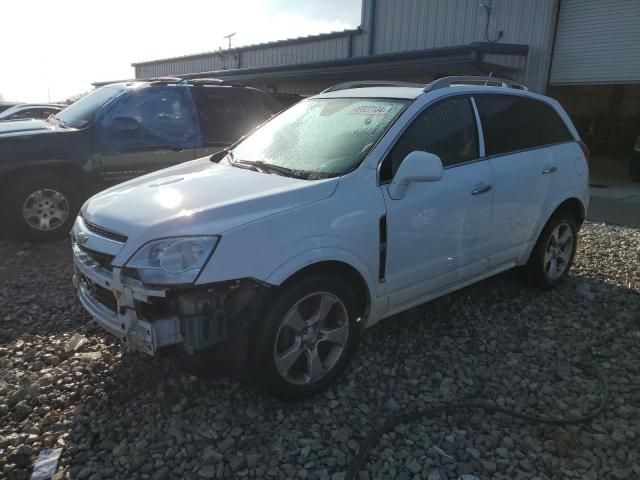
left=253, top=274, right=361, bottom=401
left=2, top=173, right=81, bottom=242
left=524, top=212, right=578, bottom=289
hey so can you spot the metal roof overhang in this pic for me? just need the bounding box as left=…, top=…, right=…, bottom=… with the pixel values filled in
left=94, top=43, right=528, bottom=87
left=178, top=42, right=529, bottom=82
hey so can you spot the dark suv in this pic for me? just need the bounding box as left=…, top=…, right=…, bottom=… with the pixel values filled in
left=0, top=78, right=282, bottom=241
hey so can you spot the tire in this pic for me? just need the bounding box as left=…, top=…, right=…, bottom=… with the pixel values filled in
left=252, top=273, right=361, bottom=401
left=523, top=212, right=578, bottom=290
left=2, top=173, right=82, bottom=242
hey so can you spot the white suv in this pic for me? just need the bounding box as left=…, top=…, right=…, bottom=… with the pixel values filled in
left=71, top=76, right=589, bottom=400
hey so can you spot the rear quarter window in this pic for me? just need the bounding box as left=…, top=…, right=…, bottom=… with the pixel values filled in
left=475, top=95, right=573, bottom=157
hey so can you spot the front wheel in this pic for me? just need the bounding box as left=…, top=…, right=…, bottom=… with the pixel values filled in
left=524, top=213, right=578, bottom=289
left=253, top=274, right=361, bottom=401
left=2, top=173, right=81, bottom=242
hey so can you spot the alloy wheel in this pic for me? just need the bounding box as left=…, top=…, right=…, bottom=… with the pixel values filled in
left=544, top=222, right=573, bottom=280
left=273, top=292, right=350, bottom=385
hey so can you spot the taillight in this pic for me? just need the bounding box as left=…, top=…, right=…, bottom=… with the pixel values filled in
left=578, top=140, right=590, bottom=163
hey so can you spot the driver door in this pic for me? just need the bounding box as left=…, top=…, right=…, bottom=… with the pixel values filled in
left=93, top=87, right=196, bottom=184
left=381, top=96, right=494, bottom=309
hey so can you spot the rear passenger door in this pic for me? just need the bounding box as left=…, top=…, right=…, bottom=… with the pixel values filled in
left=474, top=94, right=574, bottom=266
left=192, top=87, right=273, bottom=158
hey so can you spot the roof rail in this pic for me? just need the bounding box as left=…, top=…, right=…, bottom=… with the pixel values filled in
left=424, top=75, right=528, bottom=92
left=146, top=77, right=245, bottom=87
left=322, top=80, right=426, bottom=93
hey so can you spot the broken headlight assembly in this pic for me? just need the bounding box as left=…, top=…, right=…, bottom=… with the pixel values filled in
left=126, top=236, right=219, bottom=285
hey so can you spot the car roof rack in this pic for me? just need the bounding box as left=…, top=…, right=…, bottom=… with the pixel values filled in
left=186, top=78, right=246, bottom=87
left=145, top=77, right=245, bottom=87
left=321, top=80, right=426, bottom=93
left=424, top=75, right=528, bottom=92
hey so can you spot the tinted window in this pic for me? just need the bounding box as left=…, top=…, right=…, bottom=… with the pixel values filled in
left=192, top=88, right=265, bottom=145
left=381, top=96, right=478, bottom=181
left=253, top=91, right=285, bottom=115
left=95, top=86, right=201, bottom=152
left=475, top=95, right=573, bottom=157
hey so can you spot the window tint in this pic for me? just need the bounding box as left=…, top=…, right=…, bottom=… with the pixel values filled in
left=381, top=96, right=478, bottom=181
left=95, top=86, right=201, bottom=152
left=253, top=91, right=284, bottom=115
left=475, top=95, right=573, bottom=157
left=192, top=88, right=263, bottom=145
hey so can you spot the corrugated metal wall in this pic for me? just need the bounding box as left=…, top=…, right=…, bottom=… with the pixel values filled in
left=134, top=0, right=562, bottom=92
left=550, top=0, right=640, bottom=85
left=370, top=0, right=559, bottom=92
left=239, top=36, right=351, bottom=68
left=135, top=33, right=354, bottom=79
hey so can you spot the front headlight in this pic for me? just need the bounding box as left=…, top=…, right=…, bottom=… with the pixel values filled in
left=126, top=236, right=219, bottom=285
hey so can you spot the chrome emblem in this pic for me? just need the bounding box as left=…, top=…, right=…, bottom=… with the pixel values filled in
left=76, top=232, right=89, bottom=246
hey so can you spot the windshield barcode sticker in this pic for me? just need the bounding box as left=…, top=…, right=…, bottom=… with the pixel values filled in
left=349, top=105, right=393, bottom=115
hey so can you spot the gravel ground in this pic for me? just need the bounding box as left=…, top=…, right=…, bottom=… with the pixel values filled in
left=1, top=221, right=639, bottom=480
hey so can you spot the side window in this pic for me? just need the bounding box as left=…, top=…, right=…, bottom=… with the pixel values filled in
left=10, top=109, right=34, bottom=120
left=96, top=87, right=200, bottom=152
left=381, top=96, right=479, bottom=181
left=254, top=91, right=285, bottom=115
left=192, top=87, right=253, bottom=145
left=475, top=95, right=573, bottom=156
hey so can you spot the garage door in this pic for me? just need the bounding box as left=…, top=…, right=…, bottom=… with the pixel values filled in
left=549, top=0, right=640, bottom=85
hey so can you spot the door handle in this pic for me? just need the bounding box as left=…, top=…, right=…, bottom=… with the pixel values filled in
left=471, top=185, right=493, bottom=195
left=542, top=166, right=557, bottom=175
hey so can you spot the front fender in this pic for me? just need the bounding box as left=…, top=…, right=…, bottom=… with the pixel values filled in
left=265, top=246, right=380, bottom=297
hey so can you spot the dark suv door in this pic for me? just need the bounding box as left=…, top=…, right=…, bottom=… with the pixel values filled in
left=191, top=86, right=280, bottom=158
left=93, top=86, right=197, bottom=184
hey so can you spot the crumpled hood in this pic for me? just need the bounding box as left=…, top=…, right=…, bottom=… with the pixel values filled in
left=83, top=157, right=339, bottom=247
left=0, top=119, right=58, bottom=136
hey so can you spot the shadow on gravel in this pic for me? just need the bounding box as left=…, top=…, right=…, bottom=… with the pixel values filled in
left=56, top=270, right=640, bottom=480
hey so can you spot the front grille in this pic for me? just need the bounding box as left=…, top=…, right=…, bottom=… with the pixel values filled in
left=84, top=220, right=128, bottom=243
left=80, top=247, right=115, bottom=271
left=81, top=275, right=117, bottom=313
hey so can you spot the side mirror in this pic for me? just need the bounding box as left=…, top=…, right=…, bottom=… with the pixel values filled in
left=387, top=151, right=443, bottom=199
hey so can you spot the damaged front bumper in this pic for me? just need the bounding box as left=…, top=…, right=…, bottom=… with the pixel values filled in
left=72, top=242, right=182, bottom=354
left=72, top=241, right=261, bottom=356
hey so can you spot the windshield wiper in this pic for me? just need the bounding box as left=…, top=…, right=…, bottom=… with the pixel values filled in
left=231, top=159, right=308, bottom=179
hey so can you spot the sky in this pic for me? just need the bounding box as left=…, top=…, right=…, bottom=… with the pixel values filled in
left=0, top=0, right=362, bottom=103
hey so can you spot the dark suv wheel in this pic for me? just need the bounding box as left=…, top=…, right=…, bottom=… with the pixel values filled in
left=252, top=273, right=361, bottom=401
left=2, top=173, right=81, bottom=242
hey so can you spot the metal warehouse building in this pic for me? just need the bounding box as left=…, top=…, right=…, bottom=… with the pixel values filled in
left=124, top=0, right=640, bottom=162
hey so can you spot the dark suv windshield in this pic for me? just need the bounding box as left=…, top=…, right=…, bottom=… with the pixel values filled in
left=55, top=86, right=125, bottom=128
